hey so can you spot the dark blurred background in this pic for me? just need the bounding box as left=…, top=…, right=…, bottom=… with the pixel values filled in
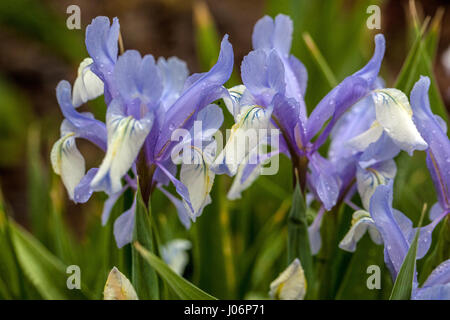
left=0, top=0, right=449, bottom=234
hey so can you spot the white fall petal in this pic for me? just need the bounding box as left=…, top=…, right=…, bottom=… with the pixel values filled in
left=347, top=121, right=383, bottom=152
left=91, top=106, right=153, bottom=194
left=50, top=132, right=85, bottom=200
left=372, top=88, right=427, bottom=155
left=339, top=210, right=383, bottom=252
left=72, top=57, right=104, bottom=108
left=214, top=104, right=272, bottom=176
left=180, top=142, right=215, bottom=219
left=269, top=258, right=307, bottom=300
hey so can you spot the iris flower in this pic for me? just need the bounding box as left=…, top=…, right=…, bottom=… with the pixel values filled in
left=339, top=76, right=450, bottom=254
left=214, top=15, right=426, bottom=246
left=51, top=17, right=234, bottom=247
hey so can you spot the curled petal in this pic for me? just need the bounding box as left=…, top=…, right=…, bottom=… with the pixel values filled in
left=72, top=58, right=104, bottom=108
left=73, top=168, right=98, bottom=203
left=50, top=133, right=86, bottom=200
left=269, top=258, right=307, bottom=300
left=356, top=159, right=396, bottom=211
left=91, top=101, right=153, bottom=194
left=372, top=88, right=428, bottom=155
left=223, top=85, right=246, bottom=119
left=347, top=121, right=383, bottom=152
left=339, top=210, right=382, bottom=252
left=50, top=133, right=85, bottom=200
left=56, top=80, right=107, bottom=150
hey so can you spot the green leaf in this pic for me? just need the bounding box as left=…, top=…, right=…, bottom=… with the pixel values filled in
left=193, top=0, right=220, bottom=70
left=287, top=183, right=314, bottom=291
left=131, top=187, right=160, bottom=299
left=0, top=193, right=24, bottom=299
left=394, top=20, right=429, bottom=93
left=9, top=221, right=92, bottom=299
left=134, top=242, right=217, bottom=300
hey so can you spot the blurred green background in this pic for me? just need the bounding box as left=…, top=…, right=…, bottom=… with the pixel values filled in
left=0, top=0, right=449, bottom=300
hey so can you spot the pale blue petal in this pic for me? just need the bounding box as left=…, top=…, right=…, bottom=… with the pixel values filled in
left=85, top=16, right=120, bottom=102
left=102, top=186, right=127, bottom=226
left=73, top=168, right=98, bottom=203
left=158, top=186, right=191, bottom=229
left=157, top=57, right=189, bottom=110
left=113, top=199, right=136, bottom=248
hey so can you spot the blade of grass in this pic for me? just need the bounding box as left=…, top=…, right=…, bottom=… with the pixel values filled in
left=303, top=32, right=338, bottom=88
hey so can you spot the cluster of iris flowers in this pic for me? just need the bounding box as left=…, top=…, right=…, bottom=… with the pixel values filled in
left=51, top=14, right=449, bottom=300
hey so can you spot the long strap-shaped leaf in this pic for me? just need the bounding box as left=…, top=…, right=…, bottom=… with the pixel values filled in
left=10, top=221, right=92, bottom=299
left=131, top=185, right=160, bottom=299
left=288, top=183, right=314, bottom=291
left=134, top=242, right=217, bottom=300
